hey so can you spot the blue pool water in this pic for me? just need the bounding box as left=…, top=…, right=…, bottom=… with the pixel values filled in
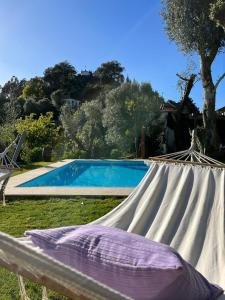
left=20, top=160, right=149, bottom=188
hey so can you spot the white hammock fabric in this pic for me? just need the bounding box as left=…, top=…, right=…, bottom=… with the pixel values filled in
left=93, top=161, right=225, bottom=290
left=0, top=145, right=224, bottom=299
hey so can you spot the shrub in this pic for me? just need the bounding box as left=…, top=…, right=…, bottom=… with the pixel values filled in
left=79, top=150, right=87, bottom=159
left=16, top=112, right=61, bottom=162
left=63, top=148, right=87, bottom=159
left=51, top=142, right=65, bottom=161
left=110, top=149, right=121, bottom=159
left=21, top=146, right=42, bottom=162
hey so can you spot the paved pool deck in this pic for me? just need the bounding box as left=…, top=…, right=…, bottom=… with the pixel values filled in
left=5, top=160, right=134, bottom=197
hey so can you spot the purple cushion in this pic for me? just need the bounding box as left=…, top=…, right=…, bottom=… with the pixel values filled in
left=25, top=225, right=223, bottom=300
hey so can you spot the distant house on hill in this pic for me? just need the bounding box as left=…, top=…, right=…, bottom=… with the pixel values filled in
left=216, top=106, right=225, bottom=116
left=160, top=100, right=179, bottom=112
left=80, top=70, right=92, bottom=76
left=64, top=98, right=81, bottom=108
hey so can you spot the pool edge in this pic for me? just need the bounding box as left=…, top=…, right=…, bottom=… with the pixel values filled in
left=6, top=159, right=149, bottom=197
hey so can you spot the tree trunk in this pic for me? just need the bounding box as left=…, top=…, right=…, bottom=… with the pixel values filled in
left=178, top=74, right=196, bottom=102
left=200, top=56, right=218, bottom=154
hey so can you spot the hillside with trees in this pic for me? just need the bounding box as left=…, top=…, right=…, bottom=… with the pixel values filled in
left=0, top=60, right=164, bottom=161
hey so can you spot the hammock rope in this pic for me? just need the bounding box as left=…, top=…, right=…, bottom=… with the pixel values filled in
left=150, top=131, right=225, bottom=168
left=18, top=275, right=31, bottom=300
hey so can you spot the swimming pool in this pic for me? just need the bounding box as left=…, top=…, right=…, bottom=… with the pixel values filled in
left=20, top=160, right=149, bottom=188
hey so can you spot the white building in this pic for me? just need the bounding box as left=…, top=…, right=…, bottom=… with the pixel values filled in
left=64, top=98, right=81, bottom=108
left=80, top=70, right=91, bottom=76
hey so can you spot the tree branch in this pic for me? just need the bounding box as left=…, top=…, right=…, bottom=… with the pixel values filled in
left=194, top=75, right=201, bottom=85
left=208, top=46, right=219, bottom=65
left=215, top=72, right=225, bottom=89
left=176, top=73, right=189, bottom=81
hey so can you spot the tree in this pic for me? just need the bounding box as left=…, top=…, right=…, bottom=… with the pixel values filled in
left=21, top=77, right=47, bottom=100
left=161, top=0, right=225, bottom=153
left=60, top=100, right=106, bottom=158
left=0, top=76, right=26, bottom=121
left=0, top=95, right=6, bottom=124
left=4, top=98, right=24, bottom=122
left=43, top=61, right=78, bottom=97
left=23, top=98, right=56, bottom=116
left=94, top=61, right=124, bottom=85
left=51, top=89, right=65, bottom=109
left=210, top=0, right=225, bottom=30
left=0, top=123, right=16, bottom=152
left=1, top=76, right=26, bottom=100
left=103, top=81, right=164, bottom=156
left=16, top=112, right=61, bottom=161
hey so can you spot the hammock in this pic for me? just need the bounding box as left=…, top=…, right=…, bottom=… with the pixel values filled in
left=0, top=136, right=224, bottom=299
left=0, top=234, right=129, bottom=300
left=0, top=133, right=25, bottom=205
left=93, top=158, right=225, bottom=289
left=93, top=132, right=225, bottom=290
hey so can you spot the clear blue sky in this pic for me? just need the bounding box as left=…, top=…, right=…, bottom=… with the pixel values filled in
left=0, top=0, right=224, bottom=109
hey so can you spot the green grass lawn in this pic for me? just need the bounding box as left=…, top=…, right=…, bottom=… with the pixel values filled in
left=0, top=197, right=122, bottom=300
left=12, top=161, right=53, bottom=176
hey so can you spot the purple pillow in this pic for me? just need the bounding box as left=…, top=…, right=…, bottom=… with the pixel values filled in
left=25, top=225, right=223, bottom=300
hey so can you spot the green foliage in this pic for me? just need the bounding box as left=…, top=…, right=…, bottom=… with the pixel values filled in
left=44, top=61, right=78, bottom=97
left=21, top=146, right=42, bottom=162
left=16, top=112, right=61, bottom=162
left=51, top=89, right=65, bottom=109
left=211, top=0, right=225, bottom=17
left=210, top=0, right=225, bottom=29
left=23, top=98, right=56, bottom=116
left=21, top=77, right=46, bottom=99
left=61, top=100, right=107, bottom=158
left=60, top=81, right=164, bottom=159
left=0, top=59, right=165, bottom=160
left=103, top=81, right=164, bottom=156
left=0, top=60, right=126, bottom=123
left=1, top=76, right=26, bottom=100
left=110, top=148, right=121, bottom=159
left=161, top=0, right=225, bottom=55
left=3, top=98, right=24, bottom=123
left=94, top=60, right=124, bottom=85
left=0, top=123, right=16, bottom=152
left=161, top=0, right=225, bottom=153
left=0, top=77, right=26, bottom=122
left=63, top=148, right=87, bottom=159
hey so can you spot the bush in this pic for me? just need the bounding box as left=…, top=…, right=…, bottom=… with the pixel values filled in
left=63, top=148, right=87, bottom=159
left=79, top=150, right=88, bottom=159
left=110, top=149, right=121, bottom=159
left=122, top=153, right=136, bottom=159
left=21, top=146, right=42, bottom=162
left=51, top=142, right=65, bottom=161
left=16, top=112, right=61, bottom=163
